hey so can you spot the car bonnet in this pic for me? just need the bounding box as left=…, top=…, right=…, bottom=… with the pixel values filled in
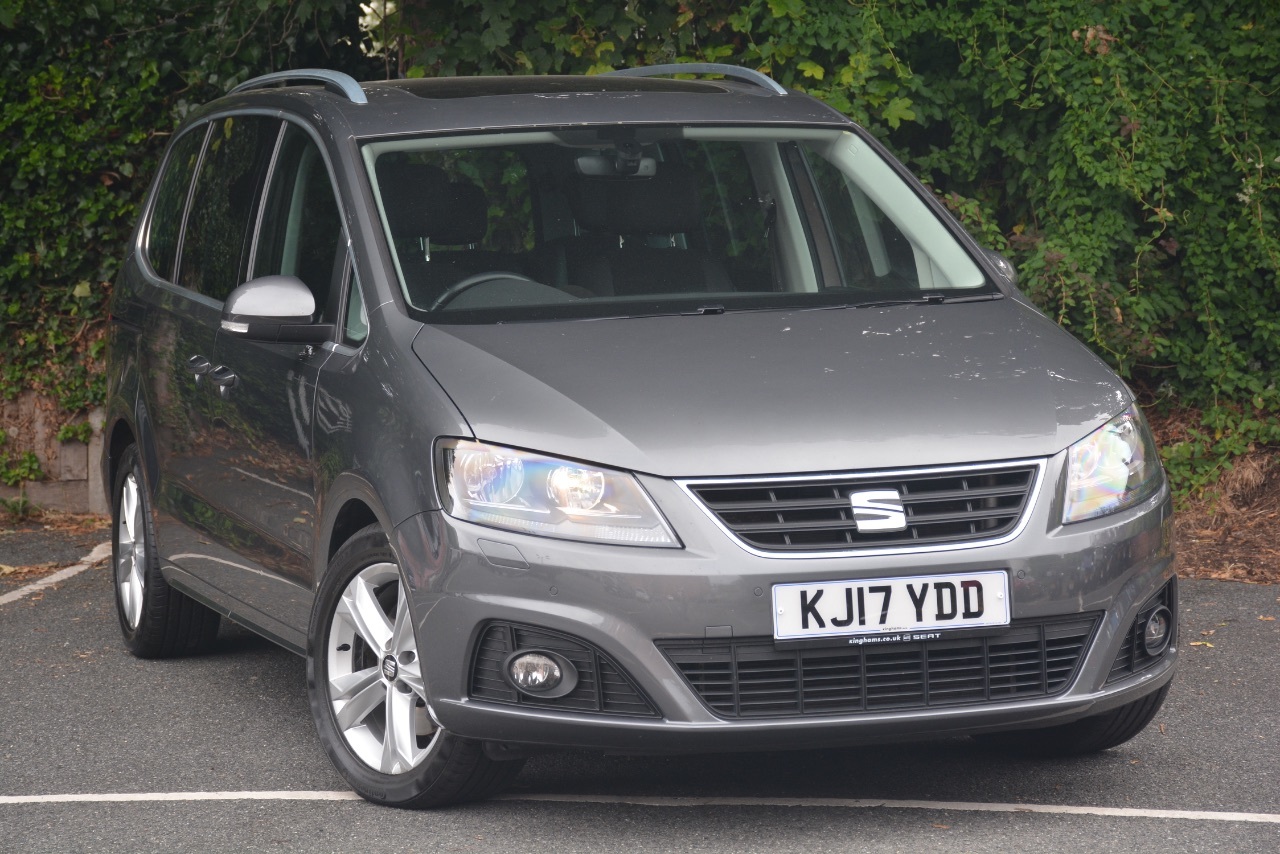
left=411, top=298, right=1130, bottom=478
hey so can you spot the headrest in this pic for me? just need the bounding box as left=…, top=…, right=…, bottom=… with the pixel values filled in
left=569, top=162, right=701, bottom=235
left=376, top=159, right=489, bottom=246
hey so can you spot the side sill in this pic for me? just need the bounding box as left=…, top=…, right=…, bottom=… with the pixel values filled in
left=163, top=565, right=308, bottom=656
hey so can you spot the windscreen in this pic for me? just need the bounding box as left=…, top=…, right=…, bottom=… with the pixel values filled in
left=362, top=127, right=993, bottom=323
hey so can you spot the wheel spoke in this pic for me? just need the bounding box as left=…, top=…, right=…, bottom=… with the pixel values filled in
left=118, top=564, right=135, bottom=623
left=120, top=477, right=138, bottom=545
left=329, top=665, right=380, bottom=703
left=398, top=658, right=425, bottom=699
left=333, top=675, right=385, bottom=732
left=340, top=577, right=393, bottom=652
left=116, top=548, right=131, bottom=587
left=381, top=683, right=419, bottom=774
left=126, top=558, right=145, bottom=626
left=391, top=589, right=416, bottom=658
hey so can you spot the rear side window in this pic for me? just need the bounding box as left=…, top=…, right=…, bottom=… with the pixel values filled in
left=144, top=127, right=207, bottom=281
left=253, top=124, right=344, bottom=321
left=178, top=115, right=281, bottom=301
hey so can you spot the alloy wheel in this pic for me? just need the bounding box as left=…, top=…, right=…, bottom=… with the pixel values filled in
left=115, top=472, right=146, bottom=629
left=326, top=562, right=434, bottom=774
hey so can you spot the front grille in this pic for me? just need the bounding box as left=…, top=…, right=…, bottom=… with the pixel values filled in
left=684, top=462, right=1039, bottom=553
left=470, top=622, right=658, bottom=717
left=658, top=614, right=1099, bottom=719
left=1107, top=578, right=1177, bottom=684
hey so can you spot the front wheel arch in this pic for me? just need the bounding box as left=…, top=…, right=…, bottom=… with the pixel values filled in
left=312, top=472, right=398, bottom=585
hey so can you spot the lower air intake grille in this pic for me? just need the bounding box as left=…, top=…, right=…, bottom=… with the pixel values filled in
left=658, top=614, right=1099, bottom=719
left=1107, top=578, right=1177, bottom=684
left=683, top=462, right=1040, bottom=553
left=470, top=622, right=658, bottom=717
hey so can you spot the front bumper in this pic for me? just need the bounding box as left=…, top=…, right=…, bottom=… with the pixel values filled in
left=392, top=456, right=1176, bottom=753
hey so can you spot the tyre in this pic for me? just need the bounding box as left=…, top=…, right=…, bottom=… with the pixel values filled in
left=973, top=682, right=1171, bottom=757
left=112, top=444, right=220, bottom=657
left=307, top=523, right=524, bottom=808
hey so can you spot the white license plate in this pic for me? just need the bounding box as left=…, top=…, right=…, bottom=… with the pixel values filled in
left=772, top=570, right=1010, bottom=642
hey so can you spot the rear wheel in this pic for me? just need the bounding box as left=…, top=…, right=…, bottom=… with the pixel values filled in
left=974, top=682, right=1171, bottom=757
left=307, top=523, right=524, bottom=807
left=112, top=444, right=220, bottom=657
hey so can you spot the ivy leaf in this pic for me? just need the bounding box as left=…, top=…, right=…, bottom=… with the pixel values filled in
left=72, top=281, right=92, bottom=299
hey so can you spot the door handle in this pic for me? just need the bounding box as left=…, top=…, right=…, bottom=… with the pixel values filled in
left=186, top=354, right=211, bottom=385
left=209, top=364, right=238, bottom=399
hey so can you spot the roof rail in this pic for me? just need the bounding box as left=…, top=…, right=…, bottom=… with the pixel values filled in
left=229, top=69, right=367, bottom=105
left=602, top=63, right=787, bottom=96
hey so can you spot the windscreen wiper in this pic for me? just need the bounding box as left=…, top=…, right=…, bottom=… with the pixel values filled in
left=824, top=292, right=1004, bottom=310
left=581, top=303, right=729, bottom=322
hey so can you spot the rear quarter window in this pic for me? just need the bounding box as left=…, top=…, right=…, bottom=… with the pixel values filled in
left=144, top=127, right=207, bottom=281
left=177, top=115, right=281, bottom=301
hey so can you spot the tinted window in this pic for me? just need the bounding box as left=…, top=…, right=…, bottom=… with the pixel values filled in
left=145, top=127, right=207, bottom=281
left=673, top=140, right=772, bottom=292
left=366, top=128, right=990, bottom=323
left=178, top=115, right=281, bottom=300
left=253, top=124, right=344, bottom=320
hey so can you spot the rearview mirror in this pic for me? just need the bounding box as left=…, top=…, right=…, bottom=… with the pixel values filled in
left=220, top=275, right=333, bottom=343
left=575, top=153, right=657, bottom=177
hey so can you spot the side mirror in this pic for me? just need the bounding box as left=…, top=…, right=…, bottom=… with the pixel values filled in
left=220, top=276, right=334, bottom=343
left=983, top=249, right=1018, bottom=289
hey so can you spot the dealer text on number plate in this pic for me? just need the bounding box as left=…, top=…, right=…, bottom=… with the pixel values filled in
left=772, top=570, right=1010, bottom=642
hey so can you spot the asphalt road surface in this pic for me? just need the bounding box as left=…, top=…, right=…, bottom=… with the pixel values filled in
left=1, top=548, right=1277, bottom=853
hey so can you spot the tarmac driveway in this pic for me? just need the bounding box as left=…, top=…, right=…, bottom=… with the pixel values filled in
left=0, top=543, right=1276, bottom=853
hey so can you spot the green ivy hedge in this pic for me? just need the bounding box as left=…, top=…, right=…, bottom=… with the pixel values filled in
left=3, top=0, right=1276, bottom=495
left=0, top=0, right=362, bottom=413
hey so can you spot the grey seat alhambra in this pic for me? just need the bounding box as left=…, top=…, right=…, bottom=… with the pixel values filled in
left=104, top=65, right=1176, bottom=807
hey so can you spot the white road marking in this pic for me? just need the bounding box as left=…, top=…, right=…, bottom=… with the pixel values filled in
left=0, top=542, right=111, bottom=607
left=500, top=793, right=1280, bottom=824
left=0, top=790, right=1277, bottom=823
left=0, top=791, right=359, bottom=804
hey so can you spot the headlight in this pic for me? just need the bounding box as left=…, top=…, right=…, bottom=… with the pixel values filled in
left=1063, top=404, right=1163, bottom=523
left=437, top=439, right=679, bottom=547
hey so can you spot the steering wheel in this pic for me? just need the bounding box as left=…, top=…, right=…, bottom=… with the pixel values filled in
left=427, top=271, right=537, bottom=311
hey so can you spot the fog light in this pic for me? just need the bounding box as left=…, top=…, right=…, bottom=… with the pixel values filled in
left=502, top=649, right=579, bottom=699
left=1143, top=605, right=1173, bottom=655
left=509, top=653, right=562, bottom=692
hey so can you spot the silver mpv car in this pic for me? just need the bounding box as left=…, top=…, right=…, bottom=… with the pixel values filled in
left=103, top=65, right=1176, bottom=807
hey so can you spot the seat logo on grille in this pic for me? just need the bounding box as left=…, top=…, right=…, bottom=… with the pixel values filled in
left=849, top=490, right=907, bottom=533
